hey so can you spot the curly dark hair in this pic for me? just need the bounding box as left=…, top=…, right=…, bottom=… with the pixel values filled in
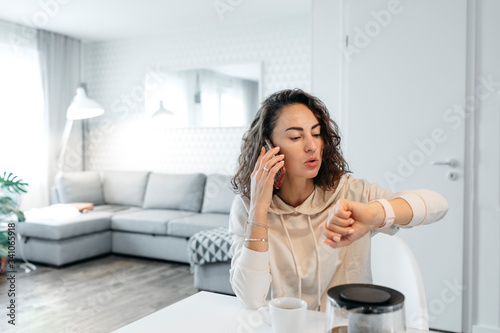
left=231, top=88, right=350, bottom=199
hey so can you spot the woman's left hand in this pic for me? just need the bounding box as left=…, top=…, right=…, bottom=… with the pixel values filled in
left=319, top=199, right=385, bottom=248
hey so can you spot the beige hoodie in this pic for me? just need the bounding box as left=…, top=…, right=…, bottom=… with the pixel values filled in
left=228, top=175, right=448, bottom=311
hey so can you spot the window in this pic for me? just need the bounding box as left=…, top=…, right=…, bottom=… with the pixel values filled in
left=0, top=22, right=46, bottom=210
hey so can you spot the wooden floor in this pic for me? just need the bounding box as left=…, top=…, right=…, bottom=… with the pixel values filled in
left=0, top=255, right=199, bottom=333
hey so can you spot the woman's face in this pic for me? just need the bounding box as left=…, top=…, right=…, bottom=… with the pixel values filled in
left=271, top=103, right=324, bottom=183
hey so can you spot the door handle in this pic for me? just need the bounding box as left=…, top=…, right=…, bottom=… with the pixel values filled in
left=431, top=159, right=459, bottom=168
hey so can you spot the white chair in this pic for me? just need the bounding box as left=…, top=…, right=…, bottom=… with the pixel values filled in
left=371, top=233, right=429, bottom=330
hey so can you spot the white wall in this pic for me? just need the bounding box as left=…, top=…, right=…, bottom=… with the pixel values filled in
left=82, top=15, right=311, bottom=175
left=312, top=0, right=500, bottom=332
left=311, top=0, right=342, bottom=119
left=472, top=1, right=500, bottom=332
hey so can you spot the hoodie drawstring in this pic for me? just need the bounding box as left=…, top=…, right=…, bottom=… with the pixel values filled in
left=279, top=215, right=302, bottom=299
left=307, top=216, right=322, bottom=311
left=280, top=215, right=322, bottom=311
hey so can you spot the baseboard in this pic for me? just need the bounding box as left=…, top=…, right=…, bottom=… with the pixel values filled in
left=472, top=325, right=500, bottom=333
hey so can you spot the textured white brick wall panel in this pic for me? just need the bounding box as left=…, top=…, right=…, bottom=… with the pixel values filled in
left=83, top=16, right=311, bottom=174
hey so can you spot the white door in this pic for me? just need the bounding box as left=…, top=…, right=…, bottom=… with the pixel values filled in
left=341, top=1, right=466, bottom=331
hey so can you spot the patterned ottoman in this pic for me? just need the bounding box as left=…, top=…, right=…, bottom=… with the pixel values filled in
left=188, top=227, right=234, bottom=295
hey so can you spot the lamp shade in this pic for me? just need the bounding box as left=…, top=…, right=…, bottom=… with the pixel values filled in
left=152, top=101, right=174, bottom=118
left=66, top=87, right=104, bottom=120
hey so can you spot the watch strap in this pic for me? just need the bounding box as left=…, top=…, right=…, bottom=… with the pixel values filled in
left=371, top=198, right=395, bottom=229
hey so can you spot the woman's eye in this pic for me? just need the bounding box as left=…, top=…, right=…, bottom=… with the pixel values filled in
left=291, top=137, right=300, bottom=141
left=313, top=134, right=321, bottom=138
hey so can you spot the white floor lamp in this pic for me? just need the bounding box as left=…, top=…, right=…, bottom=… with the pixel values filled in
left=57, top=86, right=104, bottom=172
left=18, top=87, right=104, bottom=274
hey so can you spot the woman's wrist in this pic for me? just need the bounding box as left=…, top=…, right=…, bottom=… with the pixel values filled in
left=369, top=201, right=387, bottom=229
left=248, top=208, right=269, bottom=224
left=370, top=199, right=395, bottom=229
left=244, top=217, right=269, bottom=252
left=247, top=221, right=269, bottom=229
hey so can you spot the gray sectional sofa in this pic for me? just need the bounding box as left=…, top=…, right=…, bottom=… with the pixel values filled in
left=17, top=170, right=236, bottom=267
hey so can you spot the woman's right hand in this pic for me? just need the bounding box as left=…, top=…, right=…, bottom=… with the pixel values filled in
left=249, top=146, right=285, bottom=221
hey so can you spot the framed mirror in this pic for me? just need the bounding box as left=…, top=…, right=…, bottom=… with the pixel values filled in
left=145, top=62, right=261, bottom=128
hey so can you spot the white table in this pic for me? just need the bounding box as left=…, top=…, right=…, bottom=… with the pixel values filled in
left=113, top=291, right=429, bottom=333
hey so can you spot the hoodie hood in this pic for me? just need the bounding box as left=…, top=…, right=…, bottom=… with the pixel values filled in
left=268, top=174, right=348, bottom=216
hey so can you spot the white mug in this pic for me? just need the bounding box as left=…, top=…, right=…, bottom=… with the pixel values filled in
left=259, top=297, right=307, bottom=333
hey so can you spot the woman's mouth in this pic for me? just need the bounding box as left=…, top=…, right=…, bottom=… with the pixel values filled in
left=305, top=158, right=319, bottom=168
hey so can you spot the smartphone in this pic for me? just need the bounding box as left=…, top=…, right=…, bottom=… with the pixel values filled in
left=264, top=138, right=286, bottom=189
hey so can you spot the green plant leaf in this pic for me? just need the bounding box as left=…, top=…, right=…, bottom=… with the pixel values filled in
left=0, top=171, right=28, bottom=194
left=0, top=197, right=15, bottom=205
left=0, top=172, right=28, bottom=223
left=0, top=230, right=9, bottom=257
left=0, top=231, right=8, bottom=246
left=0, top=202, right=25, bottom=222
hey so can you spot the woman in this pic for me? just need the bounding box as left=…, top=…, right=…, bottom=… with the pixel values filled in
left=229, top=89, right=448, bottom=311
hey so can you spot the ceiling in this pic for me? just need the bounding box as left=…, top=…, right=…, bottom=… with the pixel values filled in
left=0, top=0, right=310, bottom=42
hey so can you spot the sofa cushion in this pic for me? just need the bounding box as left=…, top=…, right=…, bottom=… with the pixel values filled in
left=55, top=171, right=105, bottom=205
left=92, top=205, right=140, bottom=214
left=111, top=209, right=196, bottom=235
left=102, top=170, right=150, bottom=207
left=143, top=173, right=206, bottom=212
left=188, top=227, right=233, bottom=265
left=19, top=211, right=113, bottom=240
left=201, top=174, right=236, bottom=214
left=167, top=213, right=229, bottom=238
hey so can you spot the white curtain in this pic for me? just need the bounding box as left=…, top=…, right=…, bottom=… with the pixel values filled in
left=0, top=19, right=46, bottom=210
left=37, top=29, right=81, bottom=200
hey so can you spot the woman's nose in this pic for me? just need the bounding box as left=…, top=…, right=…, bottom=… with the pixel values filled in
left=305, top=135, right=317, bottom=152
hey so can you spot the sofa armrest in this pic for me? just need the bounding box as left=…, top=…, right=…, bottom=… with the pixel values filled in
left=51, top=186, right=60, bottom=204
